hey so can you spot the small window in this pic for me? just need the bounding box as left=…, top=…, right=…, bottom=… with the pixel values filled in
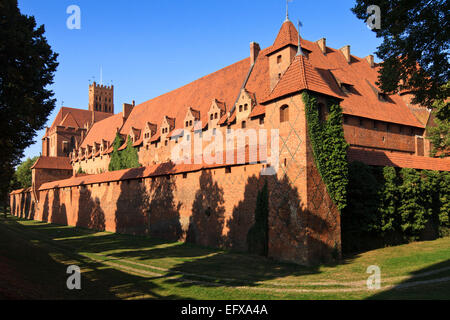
left=373, top=121, right=378, bottom=130
left=278, top=73, right=281, bottom=79
left=277, top=55, right=282, bottom=64
left=213, top=128, right=217, bottom=136
left=225, top=167, right=231, bottom=174
left=242, top=121, right=246, bottom=129
left=189, top=120, right=193, bottom=126
left=215, top=113, right=218, bottom=119
left=210, top=114, right=214, bottom=120
left=359, top=118, right=363, bottom=127
left=280, top=105, right=289, bottom=123
left=165, top=140, right=168, bottom=146
left=239, top=105, right=243, bottom=112
left=187, top=135, right=190, bottom=141
left=183, top=173, right=187, bottom=179
left=386, top=124, right=390, bottom=132
left=244, top=104, right=248, bottom=111
left=259, top=117, right=264, bottom=125
left=186, top=121, right=189, bottom=127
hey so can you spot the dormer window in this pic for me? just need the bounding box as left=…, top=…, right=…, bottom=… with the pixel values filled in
left=214, top=113, right=218, bottom=119
left=210, top=114, right=214, bottom=121
left=189, top=120, right=193, bottom=126
left=186, top=121, right=189, bottom=127
left=244, top=104, right=248, bottom=111
left=239, top=105, right=243, bottom=112
left=242, top=121, right=246, bottom=129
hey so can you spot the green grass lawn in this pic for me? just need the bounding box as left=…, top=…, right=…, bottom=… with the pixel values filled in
left=0, top=214, right=449, bottom=300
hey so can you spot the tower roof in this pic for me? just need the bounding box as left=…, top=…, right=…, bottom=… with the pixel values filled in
left=266, top=20, right=299, bottom=56
left=262, top=54, right=342, bottom=103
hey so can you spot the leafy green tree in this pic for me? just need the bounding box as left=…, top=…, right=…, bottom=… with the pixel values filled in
left=108, top=134, right=140, bottom=171
left=427, top=83, right=449, bottom=157
left=108, top=133, right=124, bottom=171
left=378, top=166, right=399, bottom=236
left=398, top=168, right=428, bottom=240
left=352, top=0, right=449, bottom=107
left=11, top=156, right=39, bottom=189
left=0, top=0, right=59, bottom=209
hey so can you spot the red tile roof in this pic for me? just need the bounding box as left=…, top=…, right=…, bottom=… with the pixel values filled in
left=262, top=54, right=342, bottom=103
left=266, top=20, right=299, bottom=55
left=31, top=156, right=73, bottom=170
left=348, top=147, right=450, bottom=171
left=75, top=20, right=427, bottom=155
left=80, top=113, right=124, bottom=149
left=44, top=107, right=112, bottom=138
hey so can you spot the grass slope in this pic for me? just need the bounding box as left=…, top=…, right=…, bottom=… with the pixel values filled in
left=0, top=215, right=449, bottom=300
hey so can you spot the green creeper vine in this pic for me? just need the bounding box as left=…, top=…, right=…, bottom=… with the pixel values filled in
left=303, top=92, right=349, bottom=211
left=108, top=133, right=141, bottom=172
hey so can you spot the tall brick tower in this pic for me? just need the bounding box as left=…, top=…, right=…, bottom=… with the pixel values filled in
left=89, top=82, right=114, bottom=114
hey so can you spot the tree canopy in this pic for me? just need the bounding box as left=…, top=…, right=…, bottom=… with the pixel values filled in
left=352, top=0, right=449, bottom=107
left=0, top=0, right=59, bottom=207
left=426, top=82, right=450, bottom=157
left=108, top=133, right=141, bottom=171
left=10, top=156, right=39, bottom=190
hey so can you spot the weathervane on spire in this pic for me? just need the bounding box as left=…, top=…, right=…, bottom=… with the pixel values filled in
left=296, top=19, right=305, bottom=56
left=285, top=0, right=293, bottom=22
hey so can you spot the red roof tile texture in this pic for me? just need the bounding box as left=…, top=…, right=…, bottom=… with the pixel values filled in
left=31, top=156, right=73, bottom=170
left=348, top=147, right=450, bottom=171
left=80, top=113, right=124, bottom=149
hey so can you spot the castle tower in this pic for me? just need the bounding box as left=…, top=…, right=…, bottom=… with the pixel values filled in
left=89, top=82, right=114, bottom=114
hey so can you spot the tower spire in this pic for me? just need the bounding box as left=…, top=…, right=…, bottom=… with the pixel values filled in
left=285, top=0, right=293, bottom=22
left=296, top=19, right=304, bottom=56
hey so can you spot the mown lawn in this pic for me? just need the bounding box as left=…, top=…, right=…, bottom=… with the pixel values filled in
left=0, top=214, right=449, bottom=300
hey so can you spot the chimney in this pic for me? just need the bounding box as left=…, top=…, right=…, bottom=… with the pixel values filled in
left=250, top=42, right=260, bottom=66
left=317, top=38, right=326, bottom=54
left=365, top=55, right=374, bottom=68
left=340, top=45, right=351, bottom=63
left=122, top=102, right=133, bottom=120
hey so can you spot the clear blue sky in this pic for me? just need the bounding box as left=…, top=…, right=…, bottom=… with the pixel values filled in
left=18, top=0, right=381, bottom=162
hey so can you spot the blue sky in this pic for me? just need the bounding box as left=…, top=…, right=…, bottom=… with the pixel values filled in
left=18, top=0, right=381, bottom=161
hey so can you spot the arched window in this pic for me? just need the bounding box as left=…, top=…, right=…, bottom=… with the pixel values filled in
left=214, top=113, right=218, bottom=119
left=210, top=114, right=214, bottom=120
left=280, top=105, right=289, bottom=123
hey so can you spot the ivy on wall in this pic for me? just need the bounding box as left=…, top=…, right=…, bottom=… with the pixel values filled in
left=342, top=161, right=450, bottom=253
left=108, top=133, right=141, bottom=172
left=303, top=92, right=349, bottom=211
left=247, top=181, right=269, bottom=256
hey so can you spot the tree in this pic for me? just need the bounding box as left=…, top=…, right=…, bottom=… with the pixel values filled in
left=426, top=83, right=449, bottom=157
left=11, top=156, right=39, bottom=189
left=0, top=0, right=59, bottom=209
left=352, top=0, right=449, bottom=107
left=108, top=134, right=141, bottom=171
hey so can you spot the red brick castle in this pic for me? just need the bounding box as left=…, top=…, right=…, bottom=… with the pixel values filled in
left=11, top=19, right=450, bottom=265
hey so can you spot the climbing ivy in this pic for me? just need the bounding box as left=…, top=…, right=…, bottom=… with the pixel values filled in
left=247, top=181, right=269, bottom=256
left=342, top=162, right=450, bottom=253
left=108, top=133, right=141, bottom=171
left=303, top=92, right=349, bottom=211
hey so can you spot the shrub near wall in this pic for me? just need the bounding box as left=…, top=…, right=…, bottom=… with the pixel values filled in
left=342, top=161, right=450, bottom=253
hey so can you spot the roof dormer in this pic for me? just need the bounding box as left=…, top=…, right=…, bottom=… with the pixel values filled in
left=143, top=122, right=157, bottom=142
left=208, top=99, right=226, bottom=128
left=161, top=116, right=175, bottom=137
left=235, top=89, right=255, bottom=123
left=184, top=107, right=200, bottom=129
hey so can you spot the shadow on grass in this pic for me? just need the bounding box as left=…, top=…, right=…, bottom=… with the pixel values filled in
left=367, top=259, right=450, bottom=300
left=0, top=216, right=187, bottom=300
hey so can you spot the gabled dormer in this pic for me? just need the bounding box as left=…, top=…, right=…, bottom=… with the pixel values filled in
left=161, top=116, right=175, bottom=145
left=184, top=107, right=200, bottom=129
left=143, top=122, right=157, bottom=142
left=208, top=99, right=226, bottom=129
left=129, top=127, right=141, bottom=144
left=235, top=89, right=256, bottom=125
